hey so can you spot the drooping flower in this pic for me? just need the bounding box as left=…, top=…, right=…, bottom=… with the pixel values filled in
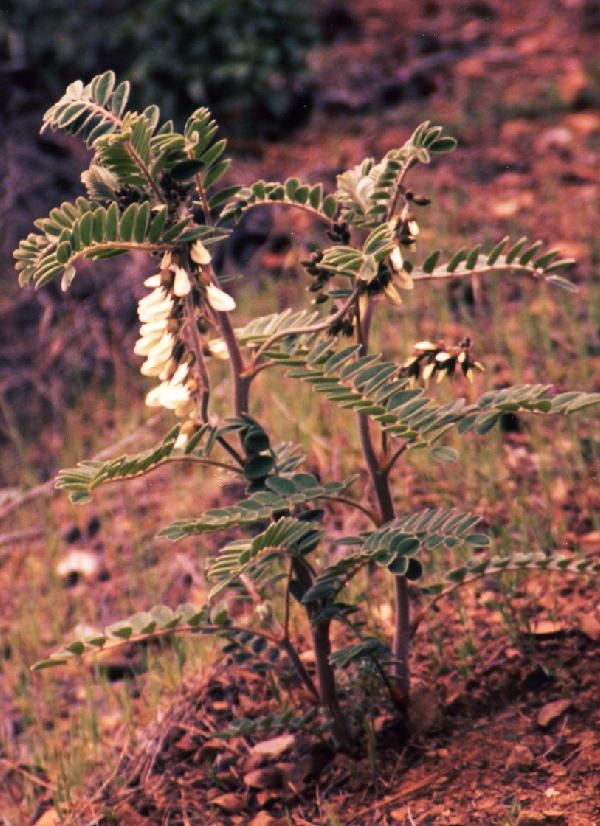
left=173, top=266, right=191, bottom=297
left=190, top=240, right=212, bottom=265
left=206, top=284, right=236, bottom=312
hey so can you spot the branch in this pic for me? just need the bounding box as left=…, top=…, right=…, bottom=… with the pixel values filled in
left=247, top=286, right=361, bottom=369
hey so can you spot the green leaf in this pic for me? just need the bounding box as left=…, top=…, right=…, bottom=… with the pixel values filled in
left=244, top=454, right=275, bottom=480
left=429, top=137, right=457, bottom=153
left=119, top=203, right=137, bottom=242
left=170, top=159, right=204, bottom=181
left=422, top=250, right=440, bottom=273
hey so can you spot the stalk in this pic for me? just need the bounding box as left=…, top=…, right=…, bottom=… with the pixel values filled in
left=355, top=300, right=411, bottom=702
left=312, top=619, right=351, bottom=748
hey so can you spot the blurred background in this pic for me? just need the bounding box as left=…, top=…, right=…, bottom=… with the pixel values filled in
left=1, top=2, right=600, bottom=820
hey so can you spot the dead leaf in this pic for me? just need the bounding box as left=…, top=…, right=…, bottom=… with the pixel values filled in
left=507, top=743, right=535, bottom=770
left=249, top=813, right=279, bottom=826
left=33, top=811, right=61, bottom=826
left=211, top=793, right=246, bottom=812
left=249, top=734, right=295, bottom=760
left=528, top=620, right=566, bottom=638
left=579, top=614, right=600, bottom=641
left=579, top=530, right=600, bottom=551
left=243, top=767, right=285, bottom=790
left=537, top=700, right=572, bottom=728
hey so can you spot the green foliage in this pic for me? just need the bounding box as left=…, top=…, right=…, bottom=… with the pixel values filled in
left=303, top=508, right=488, bottom=604
left=6, top=0, right=317, bottom=137
left=414, top=235, right=577, bottom=286
left=159, top=473, right=356, bottom=540
left=207, top=517, right=321, bottom=600
left=16, top=73, right=600, bottom=747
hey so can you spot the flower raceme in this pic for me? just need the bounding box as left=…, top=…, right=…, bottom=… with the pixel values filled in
left=132, top=240, right=236, bottom=448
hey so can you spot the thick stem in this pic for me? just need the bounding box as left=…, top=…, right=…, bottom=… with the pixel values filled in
left=312, top=619, right=351, bottom=748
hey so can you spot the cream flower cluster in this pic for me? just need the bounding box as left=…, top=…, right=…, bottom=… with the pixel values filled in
left=133, top=242, right=237, bottom=447
left=135, top=271, right=195, bottom=419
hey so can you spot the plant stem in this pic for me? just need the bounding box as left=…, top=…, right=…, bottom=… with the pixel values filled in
left=312, top=619, right=351, bottom=748
left=355, top=301, right=411, bottom=700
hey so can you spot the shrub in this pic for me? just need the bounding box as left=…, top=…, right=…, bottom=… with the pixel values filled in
left=3, top=0, right=317, bottom=137
left=15, top=72, right=600, bottom=747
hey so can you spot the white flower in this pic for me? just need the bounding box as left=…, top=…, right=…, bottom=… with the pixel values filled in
left=145, top=380, right=191, bottom=410
left=190, top=240, right=212, bottom=265
left=390, top=246, right=403, bottom=272
left=137, top=287, right=173, bottom=322
left=160, top=250, right=172, bottom=270
left=207, top=339, right=229, bottom=359
left=60, top=265, right=76, bottom=292
left=174, top=431, right=189, bottom=450
left=144, top=274, right=162, bottom=288
left=206, top=284, right=236, bottom=312
left=173, top=266, right=191, bottom=297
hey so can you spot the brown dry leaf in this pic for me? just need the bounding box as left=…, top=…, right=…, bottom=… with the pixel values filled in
left=579, top=614, right=600, bottom=641
left=249, top=812, right=279, bottom=826
left=537, top=700, right=572, bottom=728
left=33, top=811, right=61, bottom=826
left=578, top=530, right=600, bottom=551
left=550, top=477, right=569, bottom=505
left=507, top=743, right=535, bottom=770
left=243, top=767, right=285, bottom=790
left=528, top=620, right=566, bottom=638
left=249, top=734, right=295, bottom=760
left=211, top=793, right=247, bottom=812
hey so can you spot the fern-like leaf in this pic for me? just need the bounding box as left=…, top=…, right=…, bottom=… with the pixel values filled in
left=159, top=473, right=356, bottom=540
left=208, top=517, right=321, bottom=600
left=413, top=236, right=577, bottom=290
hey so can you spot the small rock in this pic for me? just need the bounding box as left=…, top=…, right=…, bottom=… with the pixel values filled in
left=507, top=743, right=535, bottom=770
left=243, top=767, right=285, bottom=790
left=211, top=793, right=246, bottom=812
left=249, top=734, right=295, bottom=760
left=537, top=699, right=572, bottom=728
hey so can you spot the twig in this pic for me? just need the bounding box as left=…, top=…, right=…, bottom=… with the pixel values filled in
left=247, top=286, right=361, bottom=369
